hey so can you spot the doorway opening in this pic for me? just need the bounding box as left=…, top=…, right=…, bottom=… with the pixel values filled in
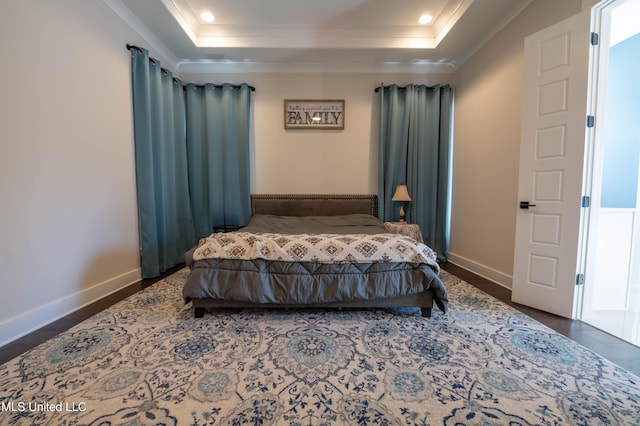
left=580, top=0, right=640, bottom=346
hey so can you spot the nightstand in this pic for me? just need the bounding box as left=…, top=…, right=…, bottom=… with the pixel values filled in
left=212, top=225, right=240, bottom=233
left=383, top=221, right=424, bottom=243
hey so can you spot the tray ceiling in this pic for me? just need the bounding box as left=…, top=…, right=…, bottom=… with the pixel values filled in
left=108, top=0, right=532, bottom=73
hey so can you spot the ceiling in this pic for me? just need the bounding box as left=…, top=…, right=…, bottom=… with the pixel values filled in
left=108, top=0, right=532, bottom=73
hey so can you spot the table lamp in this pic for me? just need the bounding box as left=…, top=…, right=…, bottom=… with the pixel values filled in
left=392, top=184, right=411, bottom=222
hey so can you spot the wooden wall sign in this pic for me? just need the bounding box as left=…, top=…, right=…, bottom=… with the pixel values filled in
left=284, top=99, right=345, bottom=129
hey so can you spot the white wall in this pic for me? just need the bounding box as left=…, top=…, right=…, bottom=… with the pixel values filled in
left=181, top=72, right=452, bottom=195
left=0, top=0, right=163, bottom=346
left=449, top=0, right=583, bottom=287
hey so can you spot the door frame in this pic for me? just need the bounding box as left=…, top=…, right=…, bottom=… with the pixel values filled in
left=575, top=0, right=612, bottom=319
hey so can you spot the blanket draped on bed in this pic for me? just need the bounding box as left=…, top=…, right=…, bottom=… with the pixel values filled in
left=192, top=232, right=440, bottom=273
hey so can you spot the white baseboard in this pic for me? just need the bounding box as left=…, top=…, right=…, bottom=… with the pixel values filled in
left=447, top=251, right=513, bottom=290
left=0, top=268, right=141, bottom=348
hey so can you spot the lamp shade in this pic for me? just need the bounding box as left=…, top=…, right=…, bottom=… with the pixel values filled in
left=391, top=184, right=411, bottom=202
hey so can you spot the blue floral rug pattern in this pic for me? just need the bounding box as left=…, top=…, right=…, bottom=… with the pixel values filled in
left=1, top=269, right=639, bottom=425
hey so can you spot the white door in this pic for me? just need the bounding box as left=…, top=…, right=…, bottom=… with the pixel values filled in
left=512, top=11, right=592, bottom=318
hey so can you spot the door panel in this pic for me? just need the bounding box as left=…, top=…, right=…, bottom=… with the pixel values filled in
left=512, top=11, right=591, bottom=318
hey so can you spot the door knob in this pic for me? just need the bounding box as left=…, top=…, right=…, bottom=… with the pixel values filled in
left=520, top=201, right=537, bottom=209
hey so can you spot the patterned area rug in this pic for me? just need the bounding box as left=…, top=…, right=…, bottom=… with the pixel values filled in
left=1, top=269, right=639, bottom=425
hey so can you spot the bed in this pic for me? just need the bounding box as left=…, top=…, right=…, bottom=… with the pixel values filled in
left=183, top=194, right=448, bottom=318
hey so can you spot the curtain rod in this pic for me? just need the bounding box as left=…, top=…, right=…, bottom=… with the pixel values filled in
left=126, top=44, right=255, bottom=92
left=184, top=84, right=256, bottom=92
left=374, top=84, right=444, bottom=93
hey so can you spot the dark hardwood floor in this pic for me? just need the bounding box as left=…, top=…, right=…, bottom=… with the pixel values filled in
left=2, top=262, right=639, bottom=376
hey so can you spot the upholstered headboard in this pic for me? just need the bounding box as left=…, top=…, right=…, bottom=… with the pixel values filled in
left=251, top=194, right=378, bottom=217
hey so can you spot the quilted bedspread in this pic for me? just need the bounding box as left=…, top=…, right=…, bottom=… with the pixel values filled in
left=192, top=232, right=440, bottom=273
left=183, top=215, right=448, bottom=312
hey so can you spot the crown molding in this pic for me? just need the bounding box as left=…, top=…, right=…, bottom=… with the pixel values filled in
left=104, top=0, right=180, bottom=70
left=176, top=60, right=457, bottom=74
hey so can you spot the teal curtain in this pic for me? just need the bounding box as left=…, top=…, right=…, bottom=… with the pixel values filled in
left=130, top=47, right=195, bottom=278
left=378, top=84, right=453, bottom=260
left=185, top=83, right=252, bottom=239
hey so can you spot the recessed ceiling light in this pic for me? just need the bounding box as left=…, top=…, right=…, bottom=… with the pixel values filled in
left=201, top=11, right=215, bottom=23
left=418, top=14, right=432, bottom=24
